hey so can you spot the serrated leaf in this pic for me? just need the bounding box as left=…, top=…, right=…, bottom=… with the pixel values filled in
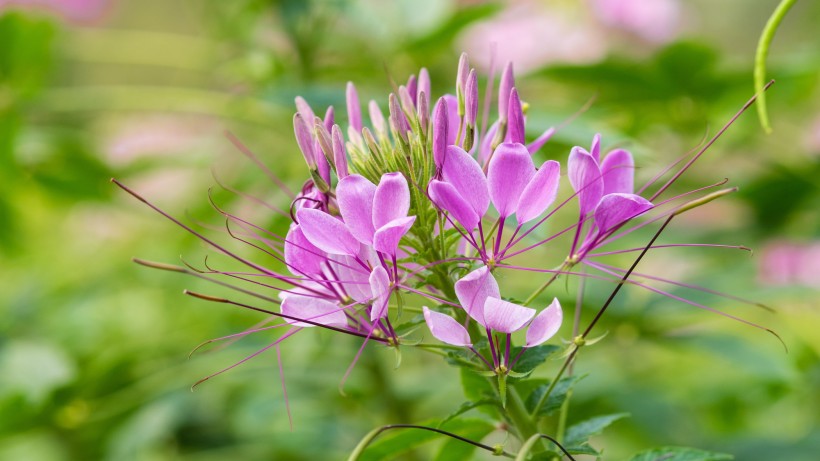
left=565, top=413, right=629, bottom=453
left=525, top=375, right=584, bottom=417
left=628, top=446, right=733, bottom=461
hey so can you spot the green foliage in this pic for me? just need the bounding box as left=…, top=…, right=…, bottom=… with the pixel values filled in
left=629, top=447, right=734, bottom=461
left=525, top=375, right=584, bottom=417
left=565, top=413, right=629, bottom=455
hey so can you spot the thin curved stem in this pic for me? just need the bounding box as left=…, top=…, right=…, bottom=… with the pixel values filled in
left=754, top=0, right=796, bottom=133
left=346, top=424, right=515, bottom=460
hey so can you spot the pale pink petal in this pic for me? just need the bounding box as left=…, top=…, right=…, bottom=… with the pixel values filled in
left=593, top=193, right=653, bottom=234
left=296, top=208, right=360, bottom=256
left=442, top=145, right=490, bottom=217
left=487, top=142, right=535, bottom=218
left=455, top=266, right=500, bottom=324
left=483, top=297, right=535, bottom=334
left=281, top=295, right=347, bottom=328
left=568, top=146, right=604, bottom=216
left=373, top=216, right=416, bottom=256
left=600, top=149, right=635, bottom=195
left=516, top=160, right=561, bottom=225
left=337, top=174, right=377, bottom=245
left=498, top=62, right=515, bottom=122
left=423, top=307, right=472, bottom=347
left=507, top=88, right=526, bottom=144
left=590, top=133, right=601, bottom=164
left=346, top=82, right=362, bottom=132
left=369, top=266, right=392, bottom=322
left=331, top=255, right=372, bottom=302
left=373, top=172, right=410, bottom=229
left=525, top=298, right=563, bottom=347
left=429, top=180, right=480, bottom=231
left=527, top=126, right=556, bottom=154
left=284, top=225, right=326, bottom=276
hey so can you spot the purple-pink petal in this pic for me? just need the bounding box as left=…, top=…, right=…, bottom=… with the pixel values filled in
left=284, top=225, right=326, bottom=276
left=432, top=98, right=449, bottom=169
left=293, top=114, right=316, bottom=169
left=507, top=88, right=526, bottom=144
left=423, top=306, right=472, bottom=347
left=455, top=267, right=499, bottom=324
left=281, top=295, right=348, bottom=328
left=429, top=180, right=480, bottom=231
left=331, top=255, right=372, bottom=302
left=590, top=133, right=601, bottom=164
left=296, top=208, right=360, bottom=256
left=568, top=146, right=604, bottom=217
left=527, top=126, right=556, bottom=155
left=346, top=82, right=363, bottom=132
left=443, top=94, right=460, bottom=145
left=337, top=174, right=377, bottom=245
left=498, top=62, right=515, bottom=122
left=373, top=172, right=410, bottom=229
left=525, top=298, right=563, bottom=347
left=442, top=145, right=490, bottom=217
left=593, top=193, right=653, bottom=234
left=464, top=69, right=478, bottom=127
left=368, top=100, right=387, bottom=136
left=373, top=216, right=416, bottom=256
left=483, top=297, right=535, bottom=334
left=516, top=160, right=561, bottom=225
left=487, top=142, right=535, bottom=218
left=332, top=124, right=349, bottom=179
left=600, top=149, right=635, bottom=195
left=369, top=266, right=391, bottom=322
left=418, top=68, right=431, bottom=104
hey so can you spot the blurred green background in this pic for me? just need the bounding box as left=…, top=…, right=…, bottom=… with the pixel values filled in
left=1, top=0, right=819, bottom=459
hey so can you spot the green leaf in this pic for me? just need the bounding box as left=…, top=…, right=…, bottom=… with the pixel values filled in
left=459, top=367, right=495, bottom=403
left=565, top=413, right=629, bottom=454
left=432, top=420, right=496, bottom=461
left=629, top=446, right=734, bottom=461
left=510, top=344, right=560, bottom=377
left=438, top=399, right=497, bottom=428
left=525, top=375, right=584, bottom=417
left=355, top=418, right=491, bottom=461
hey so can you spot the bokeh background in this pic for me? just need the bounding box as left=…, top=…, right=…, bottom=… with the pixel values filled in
left=1, top=0, right=819, bottom=460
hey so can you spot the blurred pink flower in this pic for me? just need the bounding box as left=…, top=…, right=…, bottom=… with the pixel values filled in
left=458, top=0, right=684, bottom=74
left=457, top=1, right=607, bottom=73
left=589, top=0, right=682, bottom=44
left=0, top=0, right=110, bottom=23
left=759, top=241, right=820, bottom=287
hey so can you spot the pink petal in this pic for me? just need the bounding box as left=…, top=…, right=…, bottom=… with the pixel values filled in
left=373, top=216, right=416, bottom=256
left=443, top=94, right=460, bottom=145
left=455, top=267, right=500, bottom=324
left=331, top=255, right=372, bottom=303
left=293, top=114, right=316, bottom=169
left=568, top=146, right=604, bottom=217
left=373, top=172, right=410, bottom=229
left=432, top=98, right=449, bottom=169
left=516, top=160, right=561, bottom=225
left=337, top=174, right=377, bottom=245
left=423, top=306, right=472, bottom=347
left=487, top=142, right=535, bottom=218
left=284, top=225, right=326, bottom=275
left=369, top=266, right=391, bottom=322
left=429, top=180, right=480, bottom=231
left=281, top=295, right=347, bottom=328
left=525, top=298, right=563, bottom=347
left=594, top=193, right=653, bottom=234
left=483, top=297, right=535, bottom=334
left=479, top=120, right=499, bottom=165
left=600, top=149, right=635, bottom=195
left=464, top=69, right=478, bottom=127
left=507, top=88, right=525, bottom=144
left=498, top=62, right=515, bottom=122
left=527, top=126, right=556, bottom=155
left=418, top=68, right=431, bottom=104
left=442, top=145, right=490, bottom=217
left=590, top=133, right=601, bottom=164
left=332, top=124, right=349, bottom=179
left=346, top=82, right=362, bottom=132
left=296, top=208, right=360, bottom=256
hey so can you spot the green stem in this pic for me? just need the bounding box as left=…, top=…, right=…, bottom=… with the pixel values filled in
left=754, top=0, right=797, bottom=133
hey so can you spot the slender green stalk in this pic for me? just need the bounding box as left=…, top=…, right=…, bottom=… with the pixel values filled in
left=754, top=0, right=797, bottom=133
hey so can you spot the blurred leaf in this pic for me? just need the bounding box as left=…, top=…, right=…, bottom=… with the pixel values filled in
left=525, top=375, right=584, bottom=417
left=438, top=399, right=496, bottom=428
left=740, top=161, right=820, bottom=235
left=565, top=413, right=629, bottom=454
left=0, top=12, right=56, bottom=100
left=357, top=418, right=490, bottom=461
left=433, top=419, right=496, bottom=461
left=629, top=446, right=733, bottom=461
